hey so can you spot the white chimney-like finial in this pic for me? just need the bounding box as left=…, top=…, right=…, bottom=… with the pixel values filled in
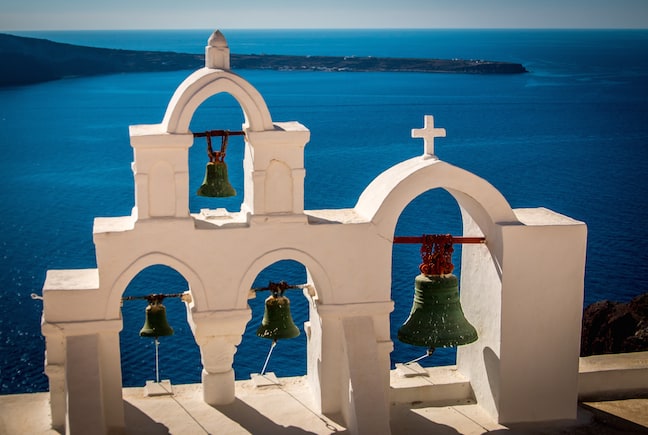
left=205, top=30, right=230, bottom=70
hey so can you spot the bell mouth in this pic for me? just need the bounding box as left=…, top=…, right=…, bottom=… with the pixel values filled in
left=139, top=301, right=175, bottom=338
left=197, top=161, right=236, bottom=198
left=256, top=294, right=300, bottom=341
left=397, top=273, right=478, bottom=348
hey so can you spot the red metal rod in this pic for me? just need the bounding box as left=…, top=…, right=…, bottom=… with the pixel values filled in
left=393, top=236, right=485, bottom=244
left=121, top=292, right=187, bottom=301
left=193, top=129, right=246, bottom=138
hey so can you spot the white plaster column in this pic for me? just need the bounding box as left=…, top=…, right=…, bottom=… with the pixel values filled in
left=129, top=124, right=193, bottom=220
left=498, top=210, right=586, bottom=423
left=187, top=307, right=251, bottom=405
left=44, top=333, right=66, bottom=432
left=455, top=209, right=503, bottom=419
left=304, top=291, right=338, bottom=414
left=41, top=269, right=125, bottom=433
left=98, top=330, right=125, bottom=432
left=41, top=319, right=124, bottom=435
left=341, top=316, right=391, bottom=435
left=65, top=334, right=105, bottom=434
left=305, top=292, right=393, bottom=434
left=243, top=122, right=309, bottom=216
left=458, top=208, right=587, bottom=424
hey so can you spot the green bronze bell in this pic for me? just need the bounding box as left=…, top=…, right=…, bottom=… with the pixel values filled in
left=139, top=299, right=174, bottom=338
left=197, top=161, right=236, bottom=197
left=398, top=273, right=477, bottom=349
left=256, top=294, right=300, bottom=341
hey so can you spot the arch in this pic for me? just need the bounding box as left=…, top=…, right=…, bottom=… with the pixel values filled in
left=236, top=248, right=332, bottom=308
left=354, top=157, right=519, bottom=266
left=105, top=252, right=207, bottom=319
left=161, top=68, right=274, bottom=134
left=118, top=264, right=200, bottom=387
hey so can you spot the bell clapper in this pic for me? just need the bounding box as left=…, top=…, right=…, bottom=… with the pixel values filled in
left=395, top=348, right=436, bottom=378
left=260, top=339, right=277, bottom=376
left=154, top=337, right=161, bottom=384
left=251, top=339, right=281, bottom=387
left=404, top=347, right=435, bottom=366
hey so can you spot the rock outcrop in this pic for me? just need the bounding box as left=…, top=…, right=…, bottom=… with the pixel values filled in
left=581, top=293, right=648, bottom=356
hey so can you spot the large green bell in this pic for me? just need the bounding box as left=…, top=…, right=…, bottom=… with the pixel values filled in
left=197, top=161, right=236, bottom=197
left=397, top=273, right=477, bottom=348
left=256, top=294, right=300, bottom=341
left=139, top=300, right=174, bottom=338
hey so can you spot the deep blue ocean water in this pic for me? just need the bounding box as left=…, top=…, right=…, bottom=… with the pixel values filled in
left=1, top=29, right=647, bottom=394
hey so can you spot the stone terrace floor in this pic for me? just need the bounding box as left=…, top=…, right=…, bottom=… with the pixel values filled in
left=1, top=377, right=647, bottom=434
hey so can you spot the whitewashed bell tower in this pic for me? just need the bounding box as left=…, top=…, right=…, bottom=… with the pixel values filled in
left=40, top=30, right=587, bottom=434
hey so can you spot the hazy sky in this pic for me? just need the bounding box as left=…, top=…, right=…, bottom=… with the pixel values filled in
left=1, top=0, right=647, bottom=31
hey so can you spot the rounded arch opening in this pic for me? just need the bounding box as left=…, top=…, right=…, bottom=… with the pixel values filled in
left=234, top=259, right=309, bottom=379
left=106, top=252, right=207, bottom=318
left=356, top=159, right=518, bottom=267
left=162, top=69, right=273, bottom=134
left=119, top=264, right=201, bottom=388
left=389, top=187, right=498, bottom=370
left=189, top=92, right=247, bottom=214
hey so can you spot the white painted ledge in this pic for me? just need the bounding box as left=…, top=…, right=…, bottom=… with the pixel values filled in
left=578, top=351, right=648, bottom=400
left=390, top=365, right=475, bottom=406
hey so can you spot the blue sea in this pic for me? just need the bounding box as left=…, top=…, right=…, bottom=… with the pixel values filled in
left=1, top=29, right=647, bottom=394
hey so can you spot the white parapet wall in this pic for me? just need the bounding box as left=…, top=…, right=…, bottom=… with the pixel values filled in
left=579, top=351, right=648, bottom=400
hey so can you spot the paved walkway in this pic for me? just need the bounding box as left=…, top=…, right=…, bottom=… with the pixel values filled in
left=1, top=378, right=647, bottom=434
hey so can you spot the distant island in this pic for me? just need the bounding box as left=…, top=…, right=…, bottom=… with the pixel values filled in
left=0, top=33, right=527, bottom=87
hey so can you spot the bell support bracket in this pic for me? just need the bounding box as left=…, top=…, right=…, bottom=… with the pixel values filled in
left=194, top=129, right=244, bottom=198
left=393, top=235, right=485, bottom=275
left=193, top=129, right=245, bottom=163
left=121, top=292, right=192, bottom=304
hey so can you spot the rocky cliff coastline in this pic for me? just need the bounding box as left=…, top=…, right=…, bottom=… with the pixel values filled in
left=0, top=33, right=528, bottom=87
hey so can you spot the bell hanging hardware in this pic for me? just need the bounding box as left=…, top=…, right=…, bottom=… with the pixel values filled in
left=393, top=234, right=482, bottom=366
left=194, top=129, right=245, bottom=198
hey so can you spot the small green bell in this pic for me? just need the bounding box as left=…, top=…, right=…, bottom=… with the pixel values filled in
left=398, top=273, right=478, bottom=348
left=139, top=299, right=174, bottom=338
left=197, top=161, right=236, bottom=198
left=256, top=294, right=300, bottom=341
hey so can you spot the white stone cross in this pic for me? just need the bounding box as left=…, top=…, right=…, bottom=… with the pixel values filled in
left=411, top=115, right=446, bottom=159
